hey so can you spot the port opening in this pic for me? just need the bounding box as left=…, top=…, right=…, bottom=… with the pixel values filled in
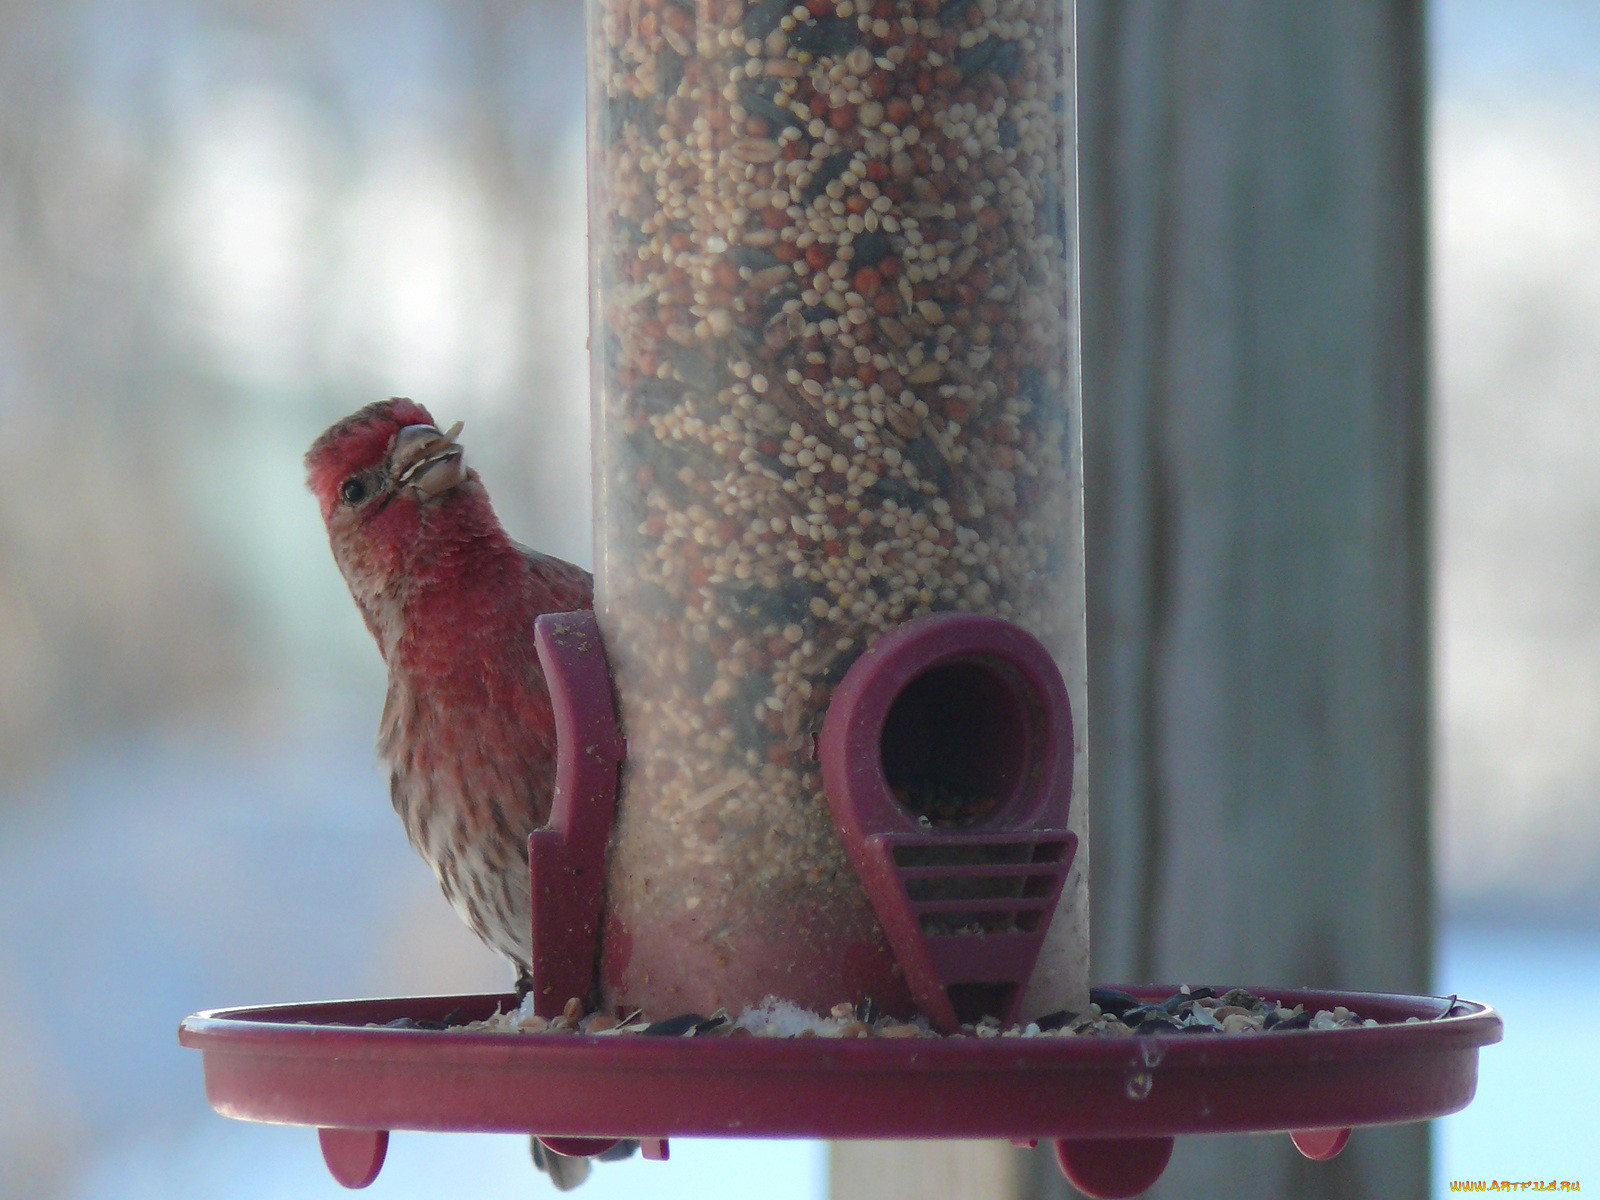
left=879, top=657, right=1034, bottom=829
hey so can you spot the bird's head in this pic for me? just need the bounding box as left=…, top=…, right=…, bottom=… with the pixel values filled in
left=306, top=397, right=470, bottom=518
left=306, top=398, right=494, bottom=607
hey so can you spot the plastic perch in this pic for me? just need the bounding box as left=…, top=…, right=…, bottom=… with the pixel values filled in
left=525, top=611, right=640, bottom=1165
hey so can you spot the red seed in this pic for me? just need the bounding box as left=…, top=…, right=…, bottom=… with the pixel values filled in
left=805, top=243, right=831, bottom=270
left=829, top=104, right=855, bottom=132
left=853, top=266, right=882, bottom=297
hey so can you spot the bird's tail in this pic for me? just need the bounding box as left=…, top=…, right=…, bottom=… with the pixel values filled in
left=530, top=1136, right=639, bottom=1191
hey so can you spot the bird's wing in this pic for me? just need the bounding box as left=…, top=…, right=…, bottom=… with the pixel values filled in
left=516, top=542, right=595, bottom=614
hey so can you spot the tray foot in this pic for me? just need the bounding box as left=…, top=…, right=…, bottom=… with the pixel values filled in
left=318, top=1128, right=388, bottom=1189
left=1054, top=1136, right=1174, bottom=1199
left=1290, top=1127, right=1351, bottom=1161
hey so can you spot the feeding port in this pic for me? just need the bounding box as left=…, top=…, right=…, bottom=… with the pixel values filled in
left=819, top=611, right=1077, bottom=1031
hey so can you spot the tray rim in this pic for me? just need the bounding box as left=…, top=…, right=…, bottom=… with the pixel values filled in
left=178, top=984, right=1502, bottom=1141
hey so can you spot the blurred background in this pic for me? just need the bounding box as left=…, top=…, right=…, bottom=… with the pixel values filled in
left=0, top=1, right=1594, bottom=1197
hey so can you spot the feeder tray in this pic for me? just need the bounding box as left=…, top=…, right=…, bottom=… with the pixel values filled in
left=179, top=612, right=1502, bottom=1198
left=180, top=987, right=1501, bottom=1198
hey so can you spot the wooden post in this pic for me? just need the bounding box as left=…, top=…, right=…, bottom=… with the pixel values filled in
left=1071, top=1, right=1432, bottom=1197
left=831, top=2, right=1431, bottom=1198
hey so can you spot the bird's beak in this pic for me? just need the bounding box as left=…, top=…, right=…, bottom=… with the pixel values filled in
left=391, top=421, right=467, bottom=499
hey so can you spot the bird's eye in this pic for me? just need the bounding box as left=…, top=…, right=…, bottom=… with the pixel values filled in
left=339, top=477, right=368, bottom=505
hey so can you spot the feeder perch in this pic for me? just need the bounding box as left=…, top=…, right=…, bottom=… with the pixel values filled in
left=524, top=611, right=625, bottom=1021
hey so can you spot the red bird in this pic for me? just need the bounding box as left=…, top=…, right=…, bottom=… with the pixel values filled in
left=308, top=399, right=619, bottom=1188
left=306, top=398, right=594, bottom=986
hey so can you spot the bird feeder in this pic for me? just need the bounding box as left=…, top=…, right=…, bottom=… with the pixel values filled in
left=180, top=0, right=1501, bottom=1194
left=181, top=614, right=1504, bottom=1196
left=180, top=607, right=1501, bottom=1197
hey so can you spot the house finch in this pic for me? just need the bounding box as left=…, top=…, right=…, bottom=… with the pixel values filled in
left=308, top=399, right=610, bottom=1188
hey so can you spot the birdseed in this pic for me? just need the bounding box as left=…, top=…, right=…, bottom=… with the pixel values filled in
left=439, top=987, right=1424, bottom=1038
left=588, top=0, right=1083, bottom=1013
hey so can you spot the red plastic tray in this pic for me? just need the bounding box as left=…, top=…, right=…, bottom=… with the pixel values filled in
left=179, top=985, right=1500, bottom=1197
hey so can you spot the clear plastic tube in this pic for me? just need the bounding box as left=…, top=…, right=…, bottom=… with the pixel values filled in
left=588, top=0, right=1083, bottom=1017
